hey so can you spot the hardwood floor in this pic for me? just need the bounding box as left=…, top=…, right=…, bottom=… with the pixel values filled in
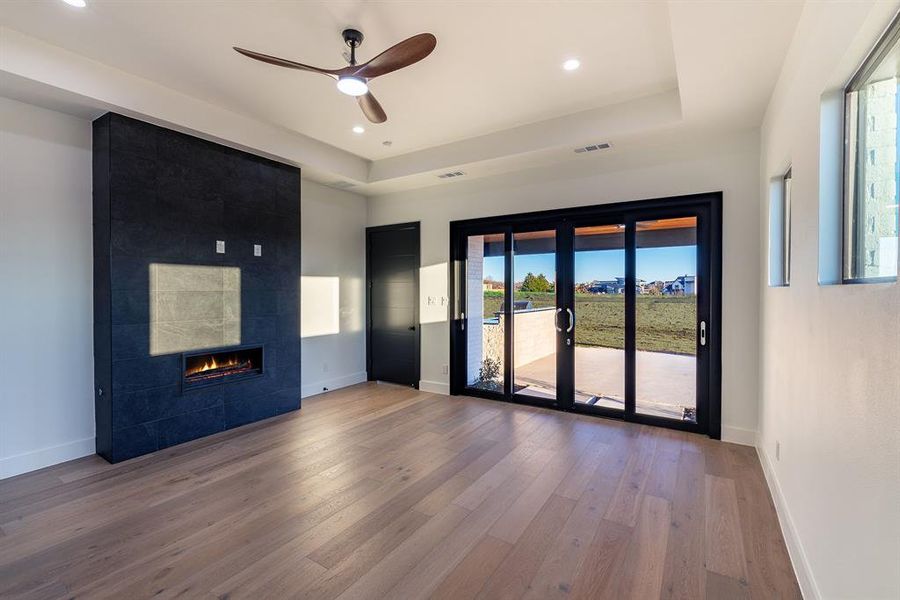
left=0, top=383, right=800, bottom=599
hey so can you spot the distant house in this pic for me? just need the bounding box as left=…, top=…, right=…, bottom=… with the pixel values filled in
left=663, top=275, right=696, bottom=296
left=586, top=277, right=647, bottom=294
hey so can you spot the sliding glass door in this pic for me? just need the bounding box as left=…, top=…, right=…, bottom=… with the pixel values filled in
left=451, top=195, right=719, bottom=437
left=634, top=216, right=700, bottom=423
left=511, top=227, right=559, bottom=404
left=571, top=222, right=627, bottom=414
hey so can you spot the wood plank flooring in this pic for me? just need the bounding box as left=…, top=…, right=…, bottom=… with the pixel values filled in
left=0, top=383, right=801, bottom=599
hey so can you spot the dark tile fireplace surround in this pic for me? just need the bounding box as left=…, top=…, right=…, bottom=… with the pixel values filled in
left=93, top=113, right=301, bottom=463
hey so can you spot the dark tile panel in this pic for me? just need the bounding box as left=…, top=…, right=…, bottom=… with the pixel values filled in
left=113, top=383, right=223, bottom=430
left=156, top=405, right=225, bottom=450
left=241, top=288, right=278, bottom=317
left=110, top=256, right=152, bottom=292
left=223, top=367, right=281, bottom=404
left=112, top=355, right=181, bottom=394
left=111, top=422, right=158, bottom=462
left=242, top=316, right=279, bottom=344
left=224, top=389, right=300, bottom=429
left=109, top=113, right=159, bottom=159
left=111, top=288, right=150, bottom=324
left=109, top=153, right=158, bottom=204
left=111, top=322, right=150, bottom=360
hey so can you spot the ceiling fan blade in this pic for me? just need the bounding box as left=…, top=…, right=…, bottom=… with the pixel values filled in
left=353, top=33, right=436, bottom=79
left=233, top=47, right=341, bottom=77
left=358, top=92, right=387, bottom=123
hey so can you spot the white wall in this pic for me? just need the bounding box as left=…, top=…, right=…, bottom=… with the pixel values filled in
left=0, top=97, right=95, bottom=479
left=368, top=128, right=762, bottom=443
left=300, top=179, right=368, bottom=398
left=758, top=2, right=900, bottom=598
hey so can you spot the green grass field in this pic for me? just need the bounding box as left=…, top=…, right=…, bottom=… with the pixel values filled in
left=483, top=291, right=696, bottom=355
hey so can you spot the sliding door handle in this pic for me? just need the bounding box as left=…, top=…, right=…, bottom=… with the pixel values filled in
left=700, top=321, right=707, bottom=346
left=566, top=308, right=575, bottom=333
left=555, top=308, right=563, bottom=332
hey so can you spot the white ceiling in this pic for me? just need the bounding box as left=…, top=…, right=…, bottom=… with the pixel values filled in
left=0, top=0, right=805, bottom=195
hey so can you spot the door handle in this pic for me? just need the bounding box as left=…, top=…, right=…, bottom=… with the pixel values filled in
left=555, top=308, right=563, bottom=332
left=461, top=311, right=465, bottom=331
left=566, top=308, right=575, bottom=333
left=700, top=321, right=707, bottom=346
left=408, top=325, right=416, bottom=331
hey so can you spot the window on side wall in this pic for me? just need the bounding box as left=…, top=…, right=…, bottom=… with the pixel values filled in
left=769, top=167, right=792, bottom=287
left=844, top=15, right=900, bottom=282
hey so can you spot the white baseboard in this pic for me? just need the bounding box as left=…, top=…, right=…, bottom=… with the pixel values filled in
left=419, top=380, right=450, bottom=395
left=721, top=425, right=757, bottom=446
left=302, top=371, right=367, bottom=398
left=756, top=443, right=821, bottom=600
left=0, top=436, right=95, bottom=481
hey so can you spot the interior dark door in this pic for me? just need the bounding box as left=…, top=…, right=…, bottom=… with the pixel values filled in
left=367, top=222, right=420, bottom=387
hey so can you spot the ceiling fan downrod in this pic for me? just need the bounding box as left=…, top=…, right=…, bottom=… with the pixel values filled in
left=342, top=28, right=364, bottom=66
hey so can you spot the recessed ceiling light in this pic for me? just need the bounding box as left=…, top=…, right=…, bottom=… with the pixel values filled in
left=352, top=125, right=365, bottom=134
left=562, top=59, right=581, bottom=71
left=62, top=0, right=87, bottom=7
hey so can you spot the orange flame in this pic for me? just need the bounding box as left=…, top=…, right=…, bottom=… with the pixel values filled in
left=186, top=355, right=245, bottom=378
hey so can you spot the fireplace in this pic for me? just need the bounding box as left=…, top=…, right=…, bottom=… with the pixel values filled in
left=182, top=345, right=264, bottom=390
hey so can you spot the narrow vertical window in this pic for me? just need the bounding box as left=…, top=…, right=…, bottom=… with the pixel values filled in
left=783, top=168, right=792, bottom=286
left=769, top=168, right=791, bottom=287
left=844, top=14, right=900, bottom=282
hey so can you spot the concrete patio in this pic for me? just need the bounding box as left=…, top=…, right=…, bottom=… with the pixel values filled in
left=514, top=346, right=696, bottom=420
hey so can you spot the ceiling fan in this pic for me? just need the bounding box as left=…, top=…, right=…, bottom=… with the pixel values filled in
left=234, top=29, right=437, bottom=124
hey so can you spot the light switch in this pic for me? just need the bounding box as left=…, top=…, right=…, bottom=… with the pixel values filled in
left=253, top=244, right=262, bottom=257
left=216, top=240, right=225, bottom=254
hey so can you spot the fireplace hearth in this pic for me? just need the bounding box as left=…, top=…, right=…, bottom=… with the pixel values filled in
left=183, top=345, right=264, bottom=390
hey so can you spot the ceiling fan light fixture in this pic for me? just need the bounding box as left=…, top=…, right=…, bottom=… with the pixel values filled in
left=337, top=76, right=369, bottom=97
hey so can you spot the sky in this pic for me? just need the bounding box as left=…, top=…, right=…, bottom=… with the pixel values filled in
left=482, top=246, right=697, bottom=284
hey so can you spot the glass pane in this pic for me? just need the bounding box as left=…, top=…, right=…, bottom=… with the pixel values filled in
left=635, top=217, right=698, bottom=422
left=466, top=233, right=505, bottom=392
left=845, top=55, right=900, bottom=279
left=512, top=230, right=557, bottom=400
left=573, top=224, right=626, bottom=410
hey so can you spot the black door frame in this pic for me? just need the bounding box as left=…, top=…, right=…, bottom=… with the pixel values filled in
left=366, top=221, right=421, bottom=388
left=449, top=192, right=723, bottom=439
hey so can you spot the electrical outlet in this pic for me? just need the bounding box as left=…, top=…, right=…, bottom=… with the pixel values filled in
left=216, top=240, right=225, bottom=254
left=775, top=441, right=781, bottom=461
left=253, top=244, right=262, bottom=257
left=442, top=364, right=449, bottom=375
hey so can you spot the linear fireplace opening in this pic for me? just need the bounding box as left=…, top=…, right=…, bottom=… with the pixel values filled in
left=183, top=345, right=264, bottom=390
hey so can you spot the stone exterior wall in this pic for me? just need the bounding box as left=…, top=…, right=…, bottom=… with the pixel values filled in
left=481, top=308, right=556, bottom=371
left=466, top=236, right=485, bottom=384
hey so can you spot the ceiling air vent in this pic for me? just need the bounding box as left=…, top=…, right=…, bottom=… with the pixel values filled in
left=437, top=171, right=466, bottom=179
left=574, top=142, right=611, bottom=154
